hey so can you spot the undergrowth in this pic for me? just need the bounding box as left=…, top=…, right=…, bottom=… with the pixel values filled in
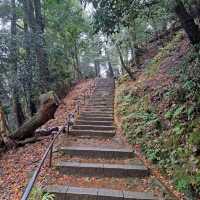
left=145, top=31, right=184, bottom=77
left=116, top=38, right=200, bottom=199
left=28, top=187, right=55, bottom=200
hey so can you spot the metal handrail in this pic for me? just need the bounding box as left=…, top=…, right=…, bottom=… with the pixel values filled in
left=21, top=79, right=96, bottom=200
left=21, top=124, right=67, bottom=200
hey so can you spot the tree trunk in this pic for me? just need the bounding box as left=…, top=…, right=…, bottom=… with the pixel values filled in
left=74, top=42, right=82, bottom=79
left=22, top=0, right=50, bottom=91
left=105, top=48, right=114, bottom=78
left=73, top=56, right=82, bottom=80
left=29, top=95, right=37, bottom=116
left=13, top=90, right=26, bottom=127
left=175, top=0, right=200, bottom=45
left=94, top=60, right=100, bottom=77
left=32, top=0, right=50, bottom=89
left=116, top=44, right=135, bottom=80
left=23, top=17, right=37, bottom=116
left=108, top=60, right=114, bottom=78
left=0, top=102, right=10, bottom=147
left=11, top=0, right=26, bottom=127
left=33, top=0, right=44, bottom=32
left=11, top=91, right=60, bottom=140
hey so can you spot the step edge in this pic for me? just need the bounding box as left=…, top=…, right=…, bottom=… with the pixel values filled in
left=45, top=185, right=156, bottom=200
left=56, top=161, right=148, bottom=171
left=60, top=146, right=133, bottom=153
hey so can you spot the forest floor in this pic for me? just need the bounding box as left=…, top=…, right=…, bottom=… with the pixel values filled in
left=0, top=79, right=92, bottom=200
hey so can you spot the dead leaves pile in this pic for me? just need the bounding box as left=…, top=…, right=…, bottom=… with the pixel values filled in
left=0, top=79, right=92, bottom=200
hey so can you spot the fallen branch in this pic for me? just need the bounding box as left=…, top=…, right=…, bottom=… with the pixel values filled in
left=10, top=91, right=60, bottom=140
left=16, top=137, right=41, bottom=146
left=35, top=127, right=59, bottom=137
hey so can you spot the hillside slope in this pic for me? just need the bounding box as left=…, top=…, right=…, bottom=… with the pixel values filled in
left=116, top=31, right=200, bottom=199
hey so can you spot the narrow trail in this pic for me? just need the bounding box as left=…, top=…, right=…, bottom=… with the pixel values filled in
left=45, top=78, right=161, bottom=200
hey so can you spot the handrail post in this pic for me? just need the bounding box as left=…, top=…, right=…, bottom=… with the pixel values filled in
left=67, top=113, right=72, bottom=135
left=49, top=131, right=55, bottom=168
left=77, top=100, right=80, bottom=116
left=89, top=84, right=92, bottom=95
left=84, top=92, right=86, bottom=104
left=49, top=145, right=53, bottom=168
left=67, top=123, right=70, bottom=135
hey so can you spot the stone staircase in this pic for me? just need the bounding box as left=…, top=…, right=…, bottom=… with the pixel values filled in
left=46, top=78, right=157, bottom=200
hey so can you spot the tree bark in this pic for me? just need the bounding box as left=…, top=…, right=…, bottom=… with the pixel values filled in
left=0, top=102, right=10, bottom=147
left=94, top=60, right=100, bottom=77
left=33, top=0, right=44, bottom=32
left=23, top=10, right=37, bottom=116
left=116, top=44, right=135, bottom=80
left=175, top=0, right=200, bottom=45
left=74, top=42, right=82, bottom=79
left=108, top=60, right=114, bottom=78
left=10, top=91, right=60, bottom=140
left=73, top=56, right=82, bottom=80
left=22, top=0, right=50, bottom=91
left=13, top=89, right=26, bottom=127
left=106, top=54, right=114, bottom=78
left=11, top=0, right=26, bottom=127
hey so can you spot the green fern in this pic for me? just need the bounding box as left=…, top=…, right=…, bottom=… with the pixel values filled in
left=28, top=187, right=55, bottom=200
left=42, top=193, right=55, bottom=200
left=172, top=105, right=185, bottom=119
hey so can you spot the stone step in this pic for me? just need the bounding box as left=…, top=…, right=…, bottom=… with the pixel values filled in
left=94, top=91, right=113, bottom=93
left=91, top=95, right=113, bottom=98
left=88, top=101, right=113, bottom=104
left=88, top=102, right=113, bottom=105
left=75, top=120, right=113, bottom=126
left=92, top=95, right=113, bottom=97
left=89, top=98, right=113, bottom=101
left=87, top=101, right=113, bottom=104
left=89, top=96, right=113, bottom=103
left=78, top=116, right=113, bottom=122
left=83, top=108, right=113, bottom=113
left=83, top=108, right=113, bottom=111
left=80, top=113, right=113, bottom=118
left=94, top=88, right=112, bottom=90
left=69, top=129, right=115, bottom=137
left=46, top=185, right=156, bottom=200
left=82, top=111, right=114, bottom=115
left=87, top=104, right=113, bottom=107
left=84, top=105, right=113, bottom=108
left=72, top=125, right=115, bottom=131
left=59, top=146, right=133, bottom=159
left=56, top=161, right=149, bottom=178
left=92, top=95, right=113, bottom=98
